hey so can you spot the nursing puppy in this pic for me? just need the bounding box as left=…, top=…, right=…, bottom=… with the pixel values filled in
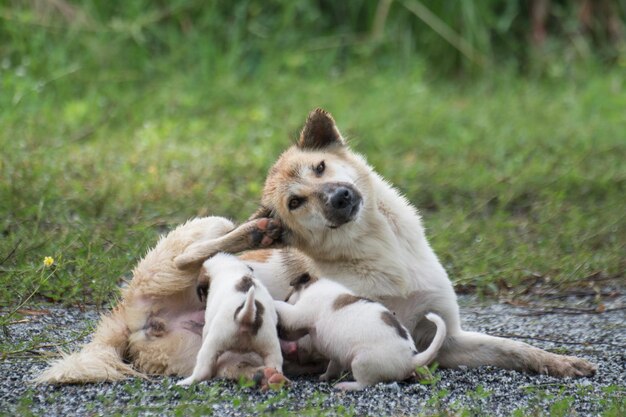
left=276, top=273, right=446, bottom=391
left=178, top=253, right=284, bottom=386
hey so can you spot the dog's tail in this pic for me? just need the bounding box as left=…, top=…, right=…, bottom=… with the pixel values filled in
left=33, top=308, right=144, bottom=384
left=235, top=287, right=257, bottom=328
left=412, top=313, right=447, bottom=368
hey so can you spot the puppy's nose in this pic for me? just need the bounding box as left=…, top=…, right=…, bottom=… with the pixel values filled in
left=330, top=186, right=355, bottom=209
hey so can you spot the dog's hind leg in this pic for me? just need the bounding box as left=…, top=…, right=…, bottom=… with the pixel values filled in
left=132, top=216, right=236, bottom=296
left=175, top=218, right=285, bottom=270
left=436, top=330, right=597, bottom=377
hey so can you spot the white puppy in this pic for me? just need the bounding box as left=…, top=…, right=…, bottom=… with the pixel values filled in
left=275, top=273, right=446, bottom=391
left=178, top=253, right=283, bottom=386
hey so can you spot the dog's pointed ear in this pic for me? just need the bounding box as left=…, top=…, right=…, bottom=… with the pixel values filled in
left=298, top=108, right=345, bottom=150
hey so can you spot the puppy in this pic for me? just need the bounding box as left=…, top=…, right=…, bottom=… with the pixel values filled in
left=275, top=273, right=446, bottom=391
left=178, top=253, right=283, bottom=386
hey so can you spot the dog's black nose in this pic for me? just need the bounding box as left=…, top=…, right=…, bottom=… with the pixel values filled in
left=322, top=183, right=362, bottom=227
left=330, top=186, right=355, bottom=209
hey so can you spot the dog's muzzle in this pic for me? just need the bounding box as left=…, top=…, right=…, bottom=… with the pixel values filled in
left=323, top=183, right=362, bottom=228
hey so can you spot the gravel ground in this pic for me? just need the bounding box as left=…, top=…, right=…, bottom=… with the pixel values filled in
left=1, top=293, right=624, bottom=416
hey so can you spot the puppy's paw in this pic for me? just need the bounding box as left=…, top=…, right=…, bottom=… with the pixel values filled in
left=253, top=367, right=290, bottom=391
left=249, top=218, right=283, bottom=248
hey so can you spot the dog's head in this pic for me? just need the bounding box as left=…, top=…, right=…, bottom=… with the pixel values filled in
left=196, top=252, right=254, bottom=302
left=283, top=272, right=318, bottom=304
left=255, top=109, right=372, bottom=251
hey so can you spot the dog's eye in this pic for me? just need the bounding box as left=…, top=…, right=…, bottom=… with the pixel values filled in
left=314, top=161, right=325, bottom=176
left=288, top=196, right=305, bottom=210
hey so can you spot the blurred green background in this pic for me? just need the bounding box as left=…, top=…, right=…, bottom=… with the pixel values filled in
left=1, top=0, right=625, bottom=308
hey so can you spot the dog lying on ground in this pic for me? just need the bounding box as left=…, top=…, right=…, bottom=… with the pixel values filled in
left=36, top=108, right=596, bottom=385
left=275, top=273, right=447, bottom=390
left=178, top=253, right=285, bottom=386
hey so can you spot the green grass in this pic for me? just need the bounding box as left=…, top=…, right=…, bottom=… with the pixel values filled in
left=1, top=61, right=624, bottom=308
left=8, top=377, right=625, bottom=416
left=1, top=5, right=624, bottom=416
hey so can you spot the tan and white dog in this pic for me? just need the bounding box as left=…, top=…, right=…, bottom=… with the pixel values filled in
left=276, top=273, right=447, bottom=390
left=36, top=108, right=596, bottom=385
left=178, top=253, right=284, bottom=386
left=176, top=108, right=596, bottom=378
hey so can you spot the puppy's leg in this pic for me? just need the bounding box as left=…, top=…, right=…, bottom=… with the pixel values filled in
left=338, top=352, right=380, bottom=391
left=437, top=331, right=597, bottom=377
left=175, top=218, right=284, bottom=270
left=261, top=345, right=284, bottom=374
left=274, top=301, right=311, bottom=333
left=319, top=359, right=342, bottom=382
left=177, top=337, right=220, bottom=386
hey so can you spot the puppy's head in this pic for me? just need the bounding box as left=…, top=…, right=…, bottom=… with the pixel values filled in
left=196, top=252, right=253, bottom=302
left=284, top=272, right=318, bottom=304
left=256, top=109, right=372, bottom=245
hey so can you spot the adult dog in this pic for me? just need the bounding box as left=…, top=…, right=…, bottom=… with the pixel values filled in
left=36, top=109, right=595, bottom=384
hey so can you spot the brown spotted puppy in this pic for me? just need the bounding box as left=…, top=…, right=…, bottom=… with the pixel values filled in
left=275, top=273, right=446, bottom=391
left=178, top=253, right=283, bottom=386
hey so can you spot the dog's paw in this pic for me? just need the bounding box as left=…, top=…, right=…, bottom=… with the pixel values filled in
left=252, top=367, right=290, bottom=391
left=541, top=355, right=597, bottom=377
left=249, top=218, right=283, bottom=248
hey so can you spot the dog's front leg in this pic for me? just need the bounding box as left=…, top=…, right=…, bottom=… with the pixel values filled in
left=274, top=301, right=311, bottom=335
left=175, top=218, right=285, bottom=269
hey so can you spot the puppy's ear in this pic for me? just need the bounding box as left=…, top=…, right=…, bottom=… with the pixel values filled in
left=289, top=272, right=311, bottom=287
left=196, top=267, right=210, bottom=302
left=298, top=108, right=345, bottom=150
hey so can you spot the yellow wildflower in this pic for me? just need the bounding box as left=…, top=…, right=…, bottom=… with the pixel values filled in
left=43, top=256, right=54, bottom=267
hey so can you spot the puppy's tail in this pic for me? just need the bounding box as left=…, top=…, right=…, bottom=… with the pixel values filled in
left=235, top=287, right=257, bottom=328
left=33, top=308, right=144, bottom=384
left=412, top=313, right=447, bottom=368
